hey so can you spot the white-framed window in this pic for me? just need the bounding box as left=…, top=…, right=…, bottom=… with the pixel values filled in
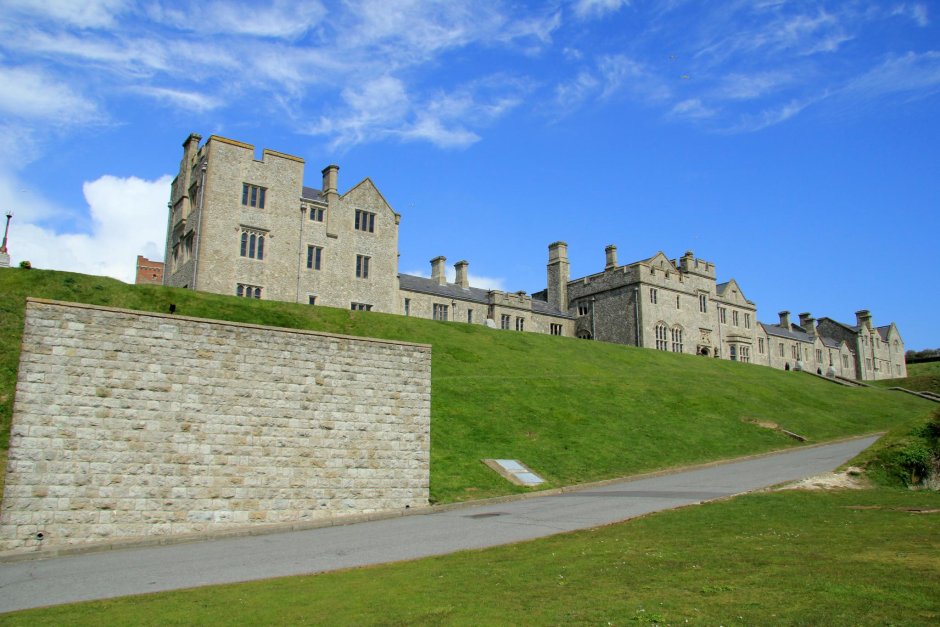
left=351, top=302, right=372, bottom=311
left=649, top=288, right=658, bottom=304
left=671, top=326, right=684, bottom=353
left=242, top=183, right=266, bottom=208
left=500, top=314, right=511, bottom=330
left=740, top=346, right=750, bottom=363
left=307, top=245, right=322, bottom=270
left=550, top=323, right=562, bottom=336
left=433, top=303, right=448, bottom=321
left=354, top=209, right=375, bottom=233
left=236, top=283, right=262, bottom=299
left=355, top=254, right=370, bottom=279
left=655, top=323, right=668, bottom=350
left=516, top=317, right=525, bottom=331
left=240, top=228, right=265, bottom=260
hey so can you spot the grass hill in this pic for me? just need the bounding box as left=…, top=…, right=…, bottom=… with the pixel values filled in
left=871, top=361, right=940, bottom=396
left=0, top=268, right=935, bottom=503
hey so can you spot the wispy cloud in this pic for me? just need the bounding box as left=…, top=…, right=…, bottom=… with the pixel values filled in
left=3, top=0, right=130, bottom=29
left=147, top=0, right=326, bottom=39
left=135, top=87, right=221, bottom=112
left=891, top=3, right=929, bottom=27
left=571, top=0, right=631, bottom=21
left=0, top=66, right=98, bottom=124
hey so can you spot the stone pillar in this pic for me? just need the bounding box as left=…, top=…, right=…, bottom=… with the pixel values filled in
left=547, top=241, right=569, bottom=313
left=605, top=244, right=618, bottom=270
left=454, top=260, right=469, bottom=288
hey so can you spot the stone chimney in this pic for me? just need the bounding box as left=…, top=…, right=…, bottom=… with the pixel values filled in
left=779, top=311, right=791, bottom=330
left=605, top=245, right=618, bottom=270
left=547, top=241, right=570, bottom=313
left=679, top=250, right=694, bottom=273
left=799, top=312, right=816, bottom=336
left=321, top=164, right=339, bottom=198
left=431, top=256, right=447, bottom=285
left=454, top=260, right=469, bottom=288
left=855, top=309, right=872, bottom=329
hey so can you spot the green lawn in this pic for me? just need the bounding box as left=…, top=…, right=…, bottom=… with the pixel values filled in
left=5, top=485, right=937, bottom=625
left=0, top=268, right=935, bottom=504
left=871, top=361, right=940, bottom=396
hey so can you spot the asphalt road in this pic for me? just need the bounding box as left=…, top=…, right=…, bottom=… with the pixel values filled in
left=0, top=436, right=877, bottom=613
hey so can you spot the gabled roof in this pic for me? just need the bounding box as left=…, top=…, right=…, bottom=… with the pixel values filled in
left=642, top=251, right=679, bottom=273
left=715, top=278, right=753, bottom=305
left=343, top=177, right=399, bottom=217
left=818, top=317, right=859, bottom=333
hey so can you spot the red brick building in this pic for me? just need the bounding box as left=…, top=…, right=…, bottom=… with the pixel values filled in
left=135, top=255, right=164, bottom=285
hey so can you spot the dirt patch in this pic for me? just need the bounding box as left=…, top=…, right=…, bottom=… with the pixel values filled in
left=779, top=466, right=869, bottom=491
left=743, top=417, right=779, bottom=430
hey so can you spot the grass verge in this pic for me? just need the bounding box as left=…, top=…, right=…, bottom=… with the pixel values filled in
left=870, top=361, right=940, bottom=396
left=0, top=268, right=936, bottom=504
left=4, top=487, right=938, bottom=625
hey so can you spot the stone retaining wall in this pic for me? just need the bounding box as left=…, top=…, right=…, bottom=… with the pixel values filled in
left=0, top=299, right=431, bottom=553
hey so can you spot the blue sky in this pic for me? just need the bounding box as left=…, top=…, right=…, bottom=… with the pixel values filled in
left=1, top=0, right=938, bottom=349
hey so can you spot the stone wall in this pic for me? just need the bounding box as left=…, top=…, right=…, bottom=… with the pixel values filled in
left=0, top=299, right=431, bottom=554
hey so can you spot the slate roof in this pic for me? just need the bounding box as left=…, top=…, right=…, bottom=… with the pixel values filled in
left=820, top=336, right=843, bottom=349
left=716, top=281, right=730, bottom=293
left=876, top=325, right=891, bottom=341
left=302, top=186, right=325, bottom=202
left=398, top=274, right=573, bottom=319
left=759, top=322, right=814, bottom=343
left=818, top=317, right=859, bottom=333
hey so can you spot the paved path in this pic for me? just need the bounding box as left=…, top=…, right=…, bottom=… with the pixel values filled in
left=0, top=436, right=877, bottom=613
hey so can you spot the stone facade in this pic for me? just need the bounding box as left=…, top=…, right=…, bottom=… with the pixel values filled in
left=162, top=132, right=903, bottom=380
left=0, top=299, right=431, bottom=553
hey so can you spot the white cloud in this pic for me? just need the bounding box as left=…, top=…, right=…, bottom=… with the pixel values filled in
left=670, top=98, right=717, bottom=120
left=403, top=267, right=507, bottom=291
left=726, top=96, right=818, bottom=133
left=0, top=66, right=98, bottom=124
left=714, top=71, right=794, bottom=100
left=136, top=87, right=221, bottom=112
left=844, top=51, right=940, bottom=99
left=149, top=0, right=326, bottom=39
left=571, top=0, right=630, bottom=21
left=4, top=0, right=129, bottom=29
left=891, top=3, right=929, bottom=27
left=9, top=175, right=172, bottom=283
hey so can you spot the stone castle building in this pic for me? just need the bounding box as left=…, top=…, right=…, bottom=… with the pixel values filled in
left=163, top=133, right=906, bottom=381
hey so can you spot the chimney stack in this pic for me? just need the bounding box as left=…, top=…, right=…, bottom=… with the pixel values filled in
left=779, top=311, right=791, bottom=329
left=454, top=260, right=469, bottom=288
left=605, top=245, right=618, bottom=270
left=547, top=241, right=570, bottom=312
left=321, top=164, right=339, bottom=198
left=431, top=256, right=447, bottom=285
left=855, top=309, right=872, bottom=329
left=799, top=312, right=816, bottom=336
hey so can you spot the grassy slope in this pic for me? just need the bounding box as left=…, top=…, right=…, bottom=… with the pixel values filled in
left=0, top=268, right=935, bottom=504
left=871, top=361, right=940, bottom=396
left=6, top=488, right=938, bottom=625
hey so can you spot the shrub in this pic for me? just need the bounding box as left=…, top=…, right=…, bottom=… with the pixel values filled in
left=18, top=260, right=31, bottom=269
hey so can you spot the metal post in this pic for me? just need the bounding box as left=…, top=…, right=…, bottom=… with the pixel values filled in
left=1, top=211, right=12, bottom=253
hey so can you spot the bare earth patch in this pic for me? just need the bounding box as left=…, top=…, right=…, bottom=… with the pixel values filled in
left=779, top=466, right=869, bottom=491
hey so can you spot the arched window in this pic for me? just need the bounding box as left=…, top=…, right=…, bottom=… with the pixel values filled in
left=655, top=323, right=668, bottom=350
left=671, top=326, right=683, bottom=353
left=248, top=233, right=256, bottom=258
left=240, top=232, right=247, bottom=256
left=256, top=235, right=264, bottom=260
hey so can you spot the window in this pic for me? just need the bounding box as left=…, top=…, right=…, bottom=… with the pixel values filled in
left=467, top=310, right=473, bottom=324
left=240, top=229, right=265, bottom=260
left=699, top=294, right=707, bottom=313
left=649, top=288, right=658, bottom=304
left=516, top=317, right=525, bottom=331
left=676, top=295, right=680, bottom=309
left=758, top=338, right=765, bottom=354
left=577, top=303, right=589, bottom=316
left=309, top=207, right=325, bottom=222
left=655, top=323, right=668, bottom=350
left=842, top=354, right=850, bottom=369
left=501, top=314, right=511, bottom=330
left=740, top=346, right=750, bottom=363
left=307, top=245, right=322, bottom=270
left=730, top=345, right=738, bottom=361
left=719, top=307, right=727, bottom=324
left=732, top=310, right=739, bottom=326
left=671, top=327, right=683, bottom=353
left=866, top=358, right=872, bottom=370
left=816, top=349, right=823, bottom=362
left=804, top=347, right=810, bottom=361
left=236, top=283, right=262, bottom=299
left=433, top=303, right=449, bottom=321
left=744, top=313, right=751, bottom=329
left=308, top=295, right=316, bottom=305
left=550, top=323, right=562, bottom=336
left=354, top=209, right=375, bottom=233
left=355, top=255, right=370, bottom=279
left=792, top=345, right=798, bottom=359
left=351, top=302, right=372, bottom=311
left=778, top=343, right=784, bottom=357
left=404, top=298, right=410, bottom=316
left=242, top=183, right=266, bottom=208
